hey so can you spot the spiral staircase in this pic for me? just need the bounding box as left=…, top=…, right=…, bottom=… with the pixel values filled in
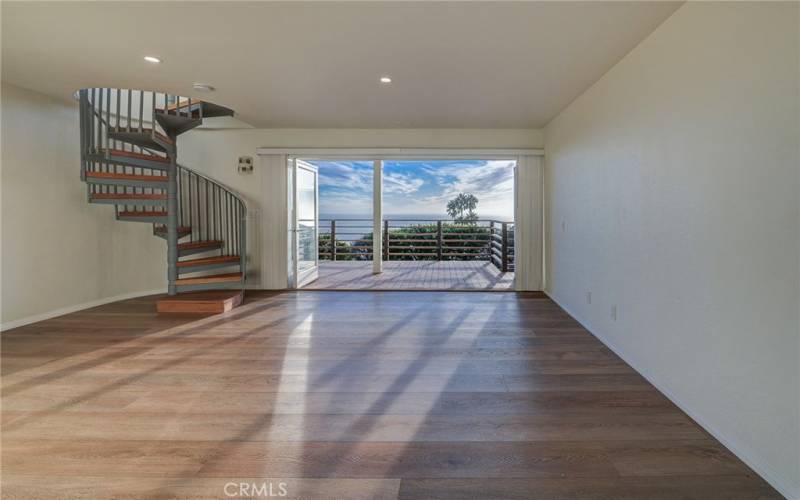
left=78, top=88, right=246, bottom=313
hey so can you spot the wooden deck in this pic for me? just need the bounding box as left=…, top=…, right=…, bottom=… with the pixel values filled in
left=1, top=291, right=780, bottom=499
left=304, top=260, right=515, bottom=290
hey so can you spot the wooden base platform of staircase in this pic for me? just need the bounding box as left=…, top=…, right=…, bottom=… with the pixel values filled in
left=156, top=290, right=244, bottom=314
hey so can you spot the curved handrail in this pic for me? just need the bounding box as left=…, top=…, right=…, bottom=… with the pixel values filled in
left=175, top=162, right=248, bottom=283
left=177, top=162, right=248, bottom=212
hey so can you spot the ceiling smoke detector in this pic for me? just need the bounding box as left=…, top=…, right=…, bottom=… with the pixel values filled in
left=192, top=83, right=215, bottom=92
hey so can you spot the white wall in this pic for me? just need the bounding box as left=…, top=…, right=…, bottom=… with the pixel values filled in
left=178, top=128, right=543, bottom=288
left=1, top=83, right=166, bottom=328
left=544, top=3, right=799, bottom=497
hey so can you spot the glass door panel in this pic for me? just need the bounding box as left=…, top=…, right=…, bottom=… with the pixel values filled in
left=293, top=160, right=319, bottom=287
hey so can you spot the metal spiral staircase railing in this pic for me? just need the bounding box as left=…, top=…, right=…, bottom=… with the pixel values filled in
left=78, top=88, right=245, bottom=299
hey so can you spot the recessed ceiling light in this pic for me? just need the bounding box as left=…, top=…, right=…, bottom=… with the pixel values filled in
left=192, top=83, right=215, bottom=92
left=379, top=76, right=392, bottom=84
left=144, top=56, right=161, bottom=64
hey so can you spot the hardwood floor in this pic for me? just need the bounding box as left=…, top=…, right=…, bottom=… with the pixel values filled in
left=1, top=291, right=781, bottom=499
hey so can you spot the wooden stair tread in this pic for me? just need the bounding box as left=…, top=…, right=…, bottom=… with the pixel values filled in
left=156, top=290, right=244, bottom=314
left=178, top=240, right=223, bottom=250
left=86, top=171, right=167, bottom=182
left=118, top=210, right=167, bottom=217
left=109, top=128, right=174, bottom=145
left=99, top=149, right=170, bottom=163
left=154, top=226, right=191, bottom=234
left=177, top=255, right=240, bottom=268
left=165, top=99, right=204, bottom=111
left=161, top=99, right=234, bottom=118
left=175, top=272, right=243, bottom=285
left=91, top=193, right=167, bottom=200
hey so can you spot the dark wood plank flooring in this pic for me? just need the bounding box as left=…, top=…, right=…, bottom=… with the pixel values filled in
left=1, top=291, right=781, bottom=499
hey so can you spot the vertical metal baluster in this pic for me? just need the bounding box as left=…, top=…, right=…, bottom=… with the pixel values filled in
left=233, top=203, right=238, bottom=259
left=205, top=182, right=210, bottom=242
left=209, top=183, right=214, bottom=242
left=115, top=88, right=120, bottom=132
left=86, top=91, right=91, bottom=174
left=182, top=169, right=187, bottom=229
left=138, top=90, right=144, bottom=133
left=104, top=89, right=110, bottom=179
left=127, top=89, right=132, bottom=131
left=223, top=193, right=228, bottom=256
left=79, top=90, right=87, bottom=180
left=187, top=172, right=192, bottom=232
left=105, top=89, right=111, bottom=175
left=176, top=168, right=181, bottom=229
left=93, top=89, right=99, bottom=154
left=239, top=202, right=246, bottom=281
left=195, top=175, right=201, bottom=242
left=213, top=185, right=218, bottom=245
left=215, top=185, right=221, bottom=247
left=231, top=204, right=241, bottom=255
left=86, top=89, right=92, bottom=155
left=97, top=89, right=104, bottom=173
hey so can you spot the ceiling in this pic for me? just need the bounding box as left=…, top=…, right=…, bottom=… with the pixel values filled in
left=2, top=1, right=682, bottom=129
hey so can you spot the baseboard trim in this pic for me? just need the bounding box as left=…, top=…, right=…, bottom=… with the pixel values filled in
left=545, top=290, right=798, bottom=500
left=1, top=288, right=164, bottom=331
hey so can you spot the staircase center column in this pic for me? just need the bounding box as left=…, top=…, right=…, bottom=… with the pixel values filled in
left=167, top=150, right=178, bottom=295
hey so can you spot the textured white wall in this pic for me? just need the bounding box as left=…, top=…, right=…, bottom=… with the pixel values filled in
left=544, top=3, right=799, bottom=497
left=1, top=83, right=166, bottom=328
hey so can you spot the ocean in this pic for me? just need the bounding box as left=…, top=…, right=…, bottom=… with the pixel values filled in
left=318, top=213, right=514, bottom=233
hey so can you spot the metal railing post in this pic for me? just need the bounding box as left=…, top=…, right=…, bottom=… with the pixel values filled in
left=436, top=220, right=443, bottom=261
left=489, top=221, right=494, bottom=262
left=383, top=219, right=389, bottom=261
left=79, top=89, right=88, bottom=180
left=240, top=203, right=247, bottom=287
left=501, top=222, right=509, bottom=273
left=330, top=220, right=337, bottom=261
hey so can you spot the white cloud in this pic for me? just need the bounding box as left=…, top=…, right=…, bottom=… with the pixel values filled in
left=317, top=161, right=373, bottom=192
left=383, top=172, right=424, bottom=194
left=418, top=160, right=515, bottom=207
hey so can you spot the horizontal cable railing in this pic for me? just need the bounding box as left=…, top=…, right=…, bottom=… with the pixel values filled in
left=319, top=219, right=514, bottom=271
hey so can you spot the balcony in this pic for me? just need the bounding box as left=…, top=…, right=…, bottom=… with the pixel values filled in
left=306, top=219, right=515, bottom=290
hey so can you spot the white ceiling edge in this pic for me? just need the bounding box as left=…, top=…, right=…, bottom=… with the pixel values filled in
left=257, top=147, right=544, bottom=159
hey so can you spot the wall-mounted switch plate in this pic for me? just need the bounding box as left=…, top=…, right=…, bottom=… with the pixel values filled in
left=238, top=156, right=254, bottom=173
left=586, top=291, right=592, bottom=304
left=611, top=305, right=618, bottom=321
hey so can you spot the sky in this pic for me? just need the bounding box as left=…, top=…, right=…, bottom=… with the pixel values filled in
left=310, top=159, right=515, bottom=219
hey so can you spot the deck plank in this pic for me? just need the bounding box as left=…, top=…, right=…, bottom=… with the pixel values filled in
left=304, top=261, right=515, bottom=290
